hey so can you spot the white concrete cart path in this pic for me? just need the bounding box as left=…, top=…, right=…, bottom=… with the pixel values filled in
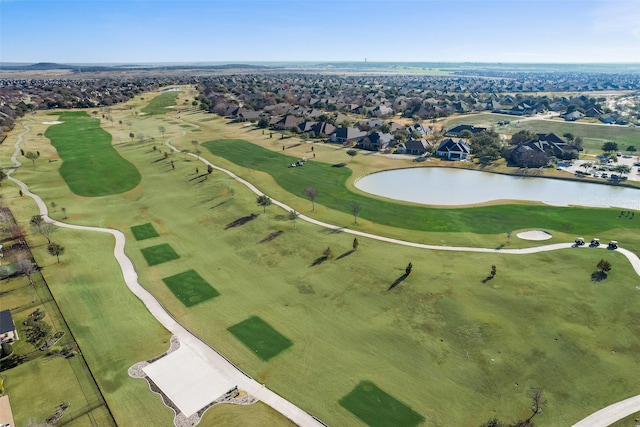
left=7, top=122, right=326, bottom=426
left=6, top=120, right=640, bottom=426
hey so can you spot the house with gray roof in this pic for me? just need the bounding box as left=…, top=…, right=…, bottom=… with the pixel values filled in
left=436, top=138, right=471, bottom=160
left=0, top=309, right=18, bottom=343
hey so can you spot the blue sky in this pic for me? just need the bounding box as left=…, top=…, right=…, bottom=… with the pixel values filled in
left=1, top=0, right=639, bottom=63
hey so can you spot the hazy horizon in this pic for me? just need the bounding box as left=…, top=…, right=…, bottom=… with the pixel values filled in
left=1, top=0, right=639, bottom=64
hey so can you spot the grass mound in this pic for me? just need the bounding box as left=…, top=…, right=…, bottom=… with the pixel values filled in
left=140, top=243, right=180, bottom=266
left=141, top=92, right=179, bottom=115
left=203, top=139, right=640, bottom=235
left=227, top=316, right=292, bottom=361
left=162, top=269, right=219, bottom=307
left=130, top=223, right=159, bottom=241
left=44, top=112, right=141, bottom=196
left=339, top=381, right=425, bottom=427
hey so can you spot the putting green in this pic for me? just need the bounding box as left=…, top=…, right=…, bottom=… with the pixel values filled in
left=228, top=316, right=292, bottom=361
left=140, top=243, right=180, bottom=266
left=44, top=112, right=141, bottom=197
left=162, top=269, right=219, bottom=307
left=339, top=381, right=425, bottom=427
left=203, top=139, right=640, bottom=235
left=131, top=223, right=159, bottom=241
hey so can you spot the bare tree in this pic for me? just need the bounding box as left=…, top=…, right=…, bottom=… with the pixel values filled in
left=303, top=187, right=318, bottom=211
left=16, top=257, right=38, bottom=285
left=25, top=151, right=39, bottom=165
left=0, top=170, right=6, bottom=187
left=525, top=387, right=547, bottom=423
left=191, top=140, right=200, bottom=158
left=352, top=237, right=359, bottom=251
left=40, top=223, right=57, bottom=243
left=30, top=215, right=44, bottom=234
left=350, top=201, right=361, bottom=224
left=159, top=125, right=166, bottom=138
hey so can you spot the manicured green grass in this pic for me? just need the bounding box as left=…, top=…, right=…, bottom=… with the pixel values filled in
left=44, top=111, right=141, bottom=196
left=203, top=139, right=640, bottom=235
left=228, top=316, right=292, bottom=361
left=7, top=105, right=640, bottom=427
left=339, top=381, right=425, bottom=427
left=140, top=243, right=180, bottom=266
left=131, top=223, right=159, bottom=240
left=141, top=92, right=179, bottom=115
left=162, top=269, right=219, bottom=307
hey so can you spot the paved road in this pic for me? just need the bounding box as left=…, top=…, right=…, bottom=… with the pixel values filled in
left=7, top=120, right=640, bottom=426
left=572, top=395, right=640, bottom=427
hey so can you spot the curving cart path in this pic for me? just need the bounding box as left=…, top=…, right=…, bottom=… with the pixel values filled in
left=6, top=120, right=640, bottom=426
left=7, top=123, right=325, bottom=427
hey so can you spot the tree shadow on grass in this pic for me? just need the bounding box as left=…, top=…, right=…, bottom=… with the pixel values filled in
left=225, top=213, right=259, bottom=230
left=210, top=200, right=230, bottom=210
left=188, top=173, right=209, bottom=182
left=386, top=273, right=409, bottom=292
left=591, top=271, right=608, bottom=282
left=320, top=227, right=345, bottom=235
left=310, top=256, right=328, bottom=267
left=259, top=230, right=283, bottom=243
left=336, top=249, right=355, bottom=260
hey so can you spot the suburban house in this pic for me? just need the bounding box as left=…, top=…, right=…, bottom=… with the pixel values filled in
left=445, top=124, right=486, bottom=137
left=563, top=110, right=585, bottom=121
left=409, top=123, right=431, bottom=137
left=299, top=121, right=336, bottom=138
left=522, top=133, right=578, bottom=159
left=271, top=115, right=304, bottom=131
left=396, top=138, right=432, bottom=155
left=0, top=309, right=18, bottom=343
left=357, top=132, right=394, bottom=151
left=436, top=138, right=471, bottom=160
left=330, top=127, right=367, bottom=144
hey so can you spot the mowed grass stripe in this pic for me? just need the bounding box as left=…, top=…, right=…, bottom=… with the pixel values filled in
left=44, top=111, right=141, bottom=196
left=203, top=139, right=640, bottom=235
left=340, top=381, right=425, bottom=427
left=228, top=316, right=292, bottom=361
left=140, top=243, right=180, bottom=266
left=162, top=269, right=219, bottom=307
left=141, top=92, right=179, bottom=115
left=130, top=223, right=159, bottom=240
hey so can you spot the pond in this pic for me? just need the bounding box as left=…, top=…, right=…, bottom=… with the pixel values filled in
left=354, top=167, right=640, bottom=210
left=160, top=87, right=180, bottom=92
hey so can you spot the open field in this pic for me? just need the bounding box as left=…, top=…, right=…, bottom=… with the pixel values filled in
left=2, top=92, right=639, bottom=426
left=44, top=111, right=141, bottom=196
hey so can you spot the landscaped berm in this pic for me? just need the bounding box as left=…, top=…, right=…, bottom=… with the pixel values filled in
left=339, top=381, right=425, bottom=427
left=227, top=316, right=292, bottom=361
left=44, top=111, right=141, bottom=196
left=162, top=269, right=219, bottom=307
left=131, top=223, right=160, bottom=241
left=140, top=243, right=180, bottom=266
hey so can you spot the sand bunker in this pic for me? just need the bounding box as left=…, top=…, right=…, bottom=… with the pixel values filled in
left=42, top=121, right=63, bottom=125
left=516, top=230, right=552, bottom=241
